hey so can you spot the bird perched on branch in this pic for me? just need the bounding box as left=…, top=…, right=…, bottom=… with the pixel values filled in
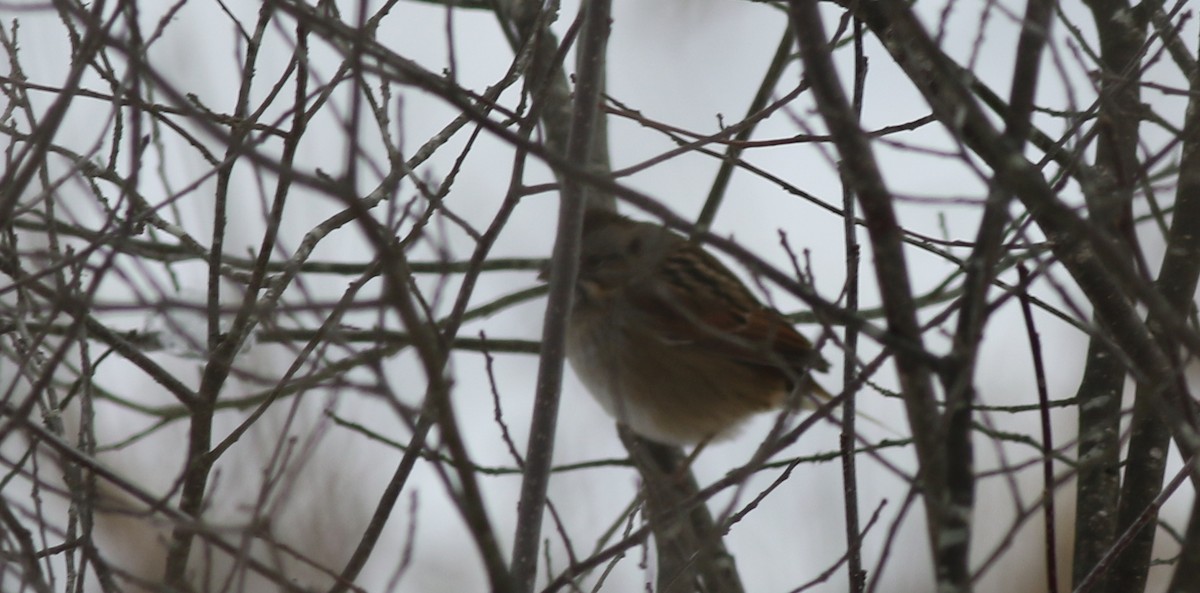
left=559, top=208, right=830, bottom=445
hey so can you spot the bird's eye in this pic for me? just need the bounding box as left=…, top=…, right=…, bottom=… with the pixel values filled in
left=626, top=236, right=643, bottom=256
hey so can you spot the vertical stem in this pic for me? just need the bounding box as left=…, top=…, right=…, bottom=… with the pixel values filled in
left=1132, top=24, right=1200, bottom=589
left=1018, top=265, right=1059, bottom=593
left=938, top=0, right=1054, bottom=590
left=787, top=0, right=948, bottom=588
left=162, top=7, right=274, bottom=587
left=1072, top=4, right=1146, bottom=587
left=1166, top=492, right=1200, bottom=593
left=1071, top=342, right=1124, bottom=592
left=509, top=1, right=611, bottom=590
left=839, top=14, right=866, bottom=593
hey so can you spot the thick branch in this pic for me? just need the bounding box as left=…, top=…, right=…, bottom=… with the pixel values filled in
left=1140, top=21, right=1200, bottom=589
left=509, top=1, right=612, bottom=591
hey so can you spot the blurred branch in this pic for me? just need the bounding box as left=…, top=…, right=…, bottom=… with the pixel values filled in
left=0, top=0, right=106, bottom=222
left=0, top=497, right=53, bottom=593
left=1018, top=263, right=1060, bottom=593
left=842, top=0, right=1190, bottom=345
left=852, top=0, right=1199, bottom=454
left=1075, top=458, right=1194, bottom=593
left=788, top=1, right=952, bottom=590
left=329, top=122, right=539, bottom=593
left=1119, top=12, right=1200, bottom=589
left=1073, top=1, right=1151, bottom=589
left=9, top=212, right=545, bottom=276
left=0, top=400, right=323, bottom=593
left=542, top=392, right=853, bottom=593
left=695, top=27, right=795, bottom=232
left=839, top=14, right=867, bottom=593
left=511, top=0, right=612, bottom=589
left=938, top=0, right=1056, bottom=589
left=619, top=430, right=746, bottom=593
left=493, top=0, right=614, bottom=211
left=1167, top=491, right=1200, bottom=592
left=163, top=5, right=278, bottom=586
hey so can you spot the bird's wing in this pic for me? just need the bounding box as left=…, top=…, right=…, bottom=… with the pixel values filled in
left=629, top=241, right=829, bottom=373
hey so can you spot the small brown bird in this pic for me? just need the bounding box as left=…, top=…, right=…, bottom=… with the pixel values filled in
left=562, top=209, right=829, bottom=445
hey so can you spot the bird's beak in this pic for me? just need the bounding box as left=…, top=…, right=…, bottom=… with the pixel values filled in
left=537, top=260, right=551, bottom=282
